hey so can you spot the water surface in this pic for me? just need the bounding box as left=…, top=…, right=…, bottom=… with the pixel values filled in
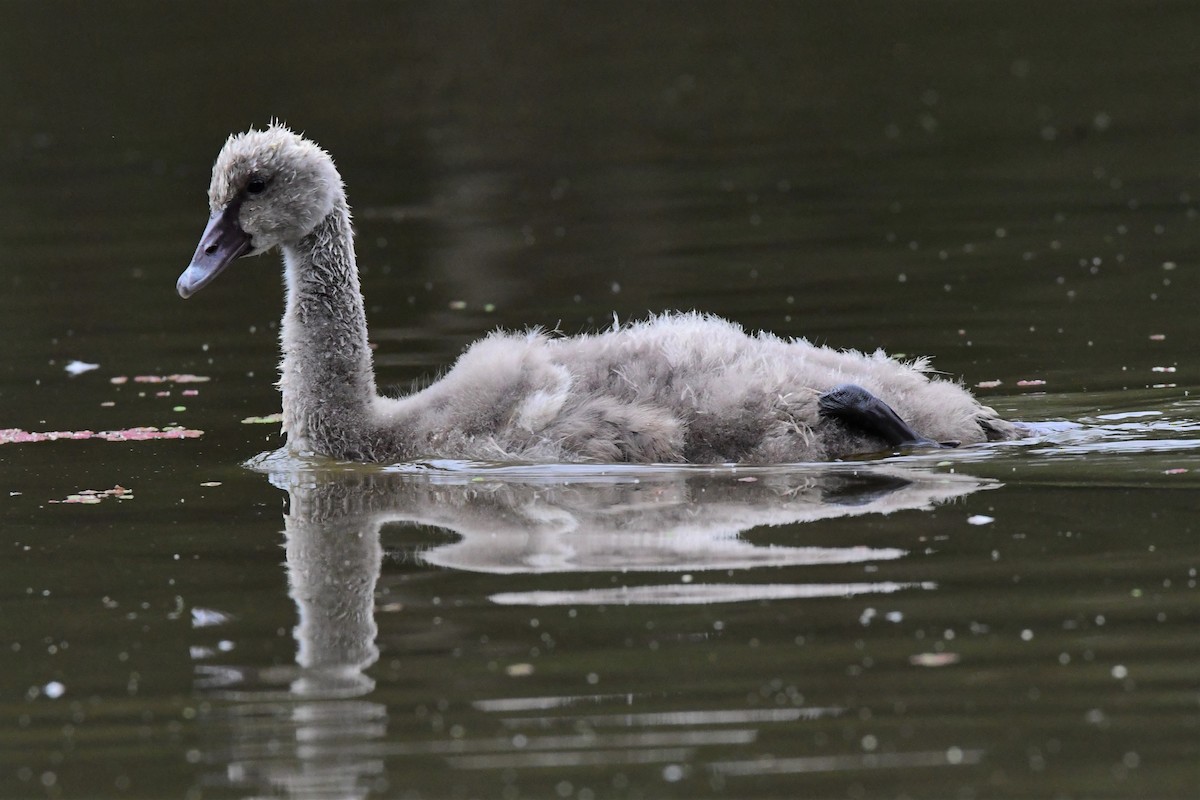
left=1, top=3, right=1198, bottom=798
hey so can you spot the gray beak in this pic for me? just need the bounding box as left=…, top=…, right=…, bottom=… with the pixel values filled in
left=177, top=202, right=252, bottom=298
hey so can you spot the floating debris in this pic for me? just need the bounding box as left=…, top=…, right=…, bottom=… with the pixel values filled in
left=192, top=607, right=236, bottom=628
left=1151, top=366, right=1176, bottom=373
left=64, top=360, right=100, bottom=376
left=139, top=374, right=209, bottom=383
left=1164, top=468, right=1188, bottom=475
left=1149, top=334, right=1166, bottom=341
left=967, top=515, right=995, bottom=526
left=241, top=413, right=283, bottom=425
left=49, top=486, right=133, bottom=504
left=975, top=379, right=1002, bottom=389
left=110, top=374, right=210, bottom=385
left=0, top=427, right=203, bottom=445
left=199, top=481, right=222, bottom=487
left=1016, top=379, right=1047, bottom=387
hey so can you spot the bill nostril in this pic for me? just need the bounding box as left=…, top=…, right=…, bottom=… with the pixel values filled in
left=204, top=244, right=218, bottom=256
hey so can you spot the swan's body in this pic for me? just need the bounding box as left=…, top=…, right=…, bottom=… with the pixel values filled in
left=178, top=125, right=1019, bottom=463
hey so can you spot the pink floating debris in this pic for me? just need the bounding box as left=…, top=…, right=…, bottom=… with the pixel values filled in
left=1016, top=379, right=1047, bottom=387
left=0, top=426, right=203, bottom=445
left=181, top=389, right=199, bottom=397
left=49, top=485, right=134, bottom=504
left=53, top=495, right=101, bottom=505
left=0, top=429, right=91, bottom=444
left=1149, top=334, right=1166, bottom=341
left=133, top=374, right=210, bottom=384
left=100, top=427, right=202, bottom=442
left=110, top=374, right=212, bottom=385
left=1164, top=468, right=1189, bottom=475
left=1151, top=366, right=1177, bottom=373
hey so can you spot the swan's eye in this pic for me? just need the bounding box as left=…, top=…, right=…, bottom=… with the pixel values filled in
left=246, top=177, right=267, bottom=195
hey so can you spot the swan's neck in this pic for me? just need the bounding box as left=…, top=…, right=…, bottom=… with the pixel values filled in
left=278, top=198, right=378, bottom=455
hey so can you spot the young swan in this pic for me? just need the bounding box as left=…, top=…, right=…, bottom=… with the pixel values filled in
left=178, top=124, right=1020, bottom=463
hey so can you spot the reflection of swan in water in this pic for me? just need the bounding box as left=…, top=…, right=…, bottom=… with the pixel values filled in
left=285, top=496, right=382, bottom=698
left=196, top=458, right=995, bottom=798
left=261, top=455, right=996, bottom=602
left=193, top=473, right=389, bottom=800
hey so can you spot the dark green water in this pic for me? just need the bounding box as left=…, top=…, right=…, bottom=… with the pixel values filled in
left=1, top=2, right=1198, bottom=798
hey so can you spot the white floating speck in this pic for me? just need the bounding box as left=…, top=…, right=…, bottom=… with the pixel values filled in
left=967, top=515, right=995, bottom=526
left=909, top=652, right=960, bottom=667
left=191, top=607, right=235, bottom=628
left=64, top=360, right=99, bottom=376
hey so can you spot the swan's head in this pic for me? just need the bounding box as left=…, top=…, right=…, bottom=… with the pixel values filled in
left=177, top=124, right=343, bottom=298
